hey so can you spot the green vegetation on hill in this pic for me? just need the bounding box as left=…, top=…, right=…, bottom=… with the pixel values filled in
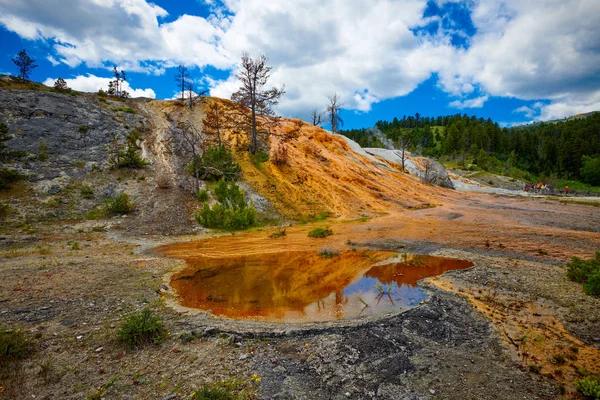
left=340, top=112, right=600, bottom=188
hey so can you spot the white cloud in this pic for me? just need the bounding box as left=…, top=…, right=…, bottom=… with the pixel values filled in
left=1, top=0, right=600, bottom=121
left=513, top=105, right=534, bottom=118
left=449, top=95, right=488, bottom=109
left=42, top=74, right=156, bottom=98
left=439, top=1, right=600, bottom=111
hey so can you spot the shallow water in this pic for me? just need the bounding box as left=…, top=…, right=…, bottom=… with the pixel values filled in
left=170, top=251, right=473, bottom=323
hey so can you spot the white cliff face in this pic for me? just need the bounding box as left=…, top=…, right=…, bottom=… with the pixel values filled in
left=363, top=148, right=454, bottom=189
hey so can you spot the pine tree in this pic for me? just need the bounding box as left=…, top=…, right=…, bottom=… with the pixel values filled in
left=12, top=49, right=38, bottom=81
left=53, top=77, right=69, bottom=92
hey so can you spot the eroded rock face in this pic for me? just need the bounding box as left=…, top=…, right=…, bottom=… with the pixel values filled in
left=363, top=148, right=455, bottom=189
left=0, top=88, right=145, bottom=181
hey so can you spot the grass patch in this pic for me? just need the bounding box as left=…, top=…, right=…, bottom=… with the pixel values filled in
left=319, top=248, right=339, bottom=258
left=269, top=227, right=286, bottom=238
left=250, top=151, right=269, bottom=170
left=308, top=227, right=333, bottom=238
left=566, top=251, right=600, bottom=296
left=196, top=188, right=209, bottom=202
left=113, top=106, right=136, bottom=114
left=0, top=168, right=27, bottom=191
left=80, top=185, right=94, bottom=199
left=0, top=328, right=33, bottom=365
left=574, top=375, right=600, bottom=400
left=105, top=193, right=135, bottom=215
left=117, top=308, right=167, bottom=348
left=191, top=376, right=260, bottom=400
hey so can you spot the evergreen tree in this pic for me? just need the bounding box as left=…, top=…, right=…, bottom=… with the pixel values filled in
left=12, top=49, right=38, bottom=81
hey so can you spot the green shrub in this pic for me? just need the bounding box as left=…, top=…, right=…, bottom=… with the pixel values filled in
left=196, top=189, right=209, bottom=202
left=0, top=201, right=9, bottom=219
left=195, top=181, right=256, bottom=230
left=80, top=185, right=94, bottom=199
left=583, top=272, right=600, bottom=296
left=0, top=168, right=26, bottom=190
left=269, top=227, right=286, bottom=238
left=105, top=193, right=135, bottom=215
left=117, top=308, right=167, bottom=348
left=78, top=125, right=90, bottom=134
left=191, top=377, right=259, bottom=400
left=114, top=106, right=136, bottom=114
left=308, top=227, right=333, bottom=238
left=190, top=145, right=241, bottom=181
left=581, top=156, right=600, bottom=186
left=37, top=141, right=49, bottom=161
left=0, top=328, right=33, bottom=365
left=250, top=151, right=269, bottom=169
left=191, top=385, right=235, bottom=400
left=117, top=142, right=149, bottom=168
left=575, top=375, right=600, bottom=400
left=319, top=248, right=339, bottom=258
left=566, top=252, right=600, bottom=283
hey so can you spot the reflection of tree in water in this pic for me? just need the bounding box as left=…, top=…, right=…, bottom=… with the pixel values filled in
left=170, top=251, right=472, bottom=322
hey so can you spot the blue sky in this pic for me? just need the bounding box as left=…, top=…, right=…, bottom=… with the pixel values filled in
left=1, top=0, right=599, bottom=130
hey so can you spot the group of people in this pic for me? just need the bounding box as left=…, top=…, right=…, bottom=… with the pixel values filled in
left=524, top=183, right=571, bottom=194
left=524, top=183, right=555, bottom=193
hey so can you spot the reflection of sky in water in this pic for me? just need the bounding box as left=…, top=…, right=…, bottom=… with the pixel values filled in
left=170, top=251, right=472, bottom=323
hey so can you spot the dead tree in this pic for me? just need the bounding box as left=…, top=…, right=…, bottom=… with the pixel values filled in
left=422, top=158, right=434, bottom=183
left=394, top=129, right=412, bottom=172
left=203, top=100, right=227, bottom=146
left=171, top=121, right=207, bottom=194
left=175, top=65, right=190, bottom=102
left=230, top=53, right=285, bottom=154
left=311, top=109, right=323, bottom=126
left=326, top=93, right=344, bottom=134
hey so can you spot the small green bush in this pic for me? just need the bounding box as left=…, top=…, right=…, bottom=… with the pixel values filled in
left=566, top=252, right=600, bottom=283
left=196, top=189, right=209, bottom=202
left=0, top=201, right=9, bottom=219
left=78, top=125, right=90, bottom=134
left=250, top=151, right=269, bottom=169
left=37, top=141, right=49, bottom=161
left=0, top=168, right=26, bottom=190
left=117, top=308, right=167, bottom=348
left=308, top=227, right=333, bottom=238
left=117, top=143, right=149, bottom=168
left=191, top=385, right=235, bottom=400
left=269, top=228, right=286, bottom=238
left=80, top=185, right=94, bottom=199
left=195, top=181, right=256, bottom=230
left=114, top=106, right=136, bottom=114
left=319, top=248, right=339, bottom=258
left=575, top=375, right=600, bottom=400
left=583, top=272, right=600, bottom=296
left=191, top=377, right=259, bottom=400
left=190, top=145, right=241, bottom=181
left=0, top=328, right=33, bottom=365
left=105, top=193, right=135, bottom=215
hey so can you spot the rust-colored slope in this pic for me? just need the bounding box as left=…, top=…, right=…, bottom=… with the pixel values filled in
left=142, top=97, right=448, bottom=219
left=238, top=118, right=445, bottom=219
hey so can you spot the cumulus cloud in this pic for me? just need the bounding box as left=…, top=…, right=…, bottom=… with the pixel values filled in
left=42, top=74, right=156, bottom=98
left=2, top=0, right=600, bottom=121
left=449, top=95, right=488, bottom=109
left=513, top=105, right=535, bottom=118
left=438, top=0, right=600, bottom=118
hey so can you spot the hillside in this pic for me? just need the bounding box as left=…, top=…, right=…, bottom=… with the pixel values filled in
left=0, top=87, right=451, bottom=235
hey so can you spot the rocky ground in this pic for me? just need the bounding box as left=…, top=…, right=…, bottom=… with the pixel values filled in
left=1, top=198, right=598, bottom=399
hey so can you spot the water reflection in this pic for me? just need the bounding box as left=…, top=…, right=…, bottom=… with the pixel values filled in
left=170, top=251, right=472, bottom=323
